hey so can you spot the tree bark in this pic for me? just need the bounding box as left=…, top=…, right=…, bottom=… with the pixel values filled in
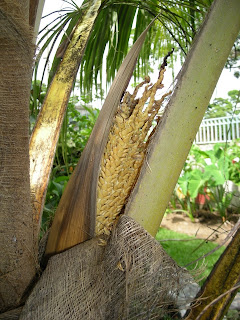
left=0, top=1, right=37, bottom=312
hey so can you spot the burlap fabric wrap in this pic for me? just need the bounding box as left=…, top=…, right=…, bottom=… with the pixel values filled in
left=20, top=216, right=192, bottom=319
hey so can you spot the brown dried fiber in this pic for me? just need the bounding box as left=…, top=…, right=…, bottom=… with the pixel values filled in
left=20, top=216, right=192, bottom=319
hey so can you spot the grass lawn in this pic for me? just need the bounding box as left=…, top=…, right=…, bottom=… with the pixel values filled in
left=156, top=228, right=225, bottom=284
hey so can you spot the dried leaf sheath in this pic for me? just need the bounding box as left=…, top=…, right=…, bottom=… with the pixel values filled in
left=96, top=69, right=171, bottom=236
left=45, top=19, right=156, bottom=257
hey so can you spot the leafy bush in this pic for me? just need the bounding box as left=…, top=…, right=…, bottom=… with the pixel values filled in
left=40, top=101, right=99, bottom=233
left=225, top=140, right=240, bottom=184
left=172, top=141, right=240, bottom=219
left=41, top=174, right=70, bottom=235
left=29, top=80, right=47, bottom=132
left=205, top=89, right=240, bottom=119
left=54, top=98, right=99, bottom=176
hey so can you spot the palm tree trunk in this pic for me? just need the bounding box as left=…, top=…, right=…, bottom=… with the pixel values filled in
left=0, top=1, right=37, bottom=312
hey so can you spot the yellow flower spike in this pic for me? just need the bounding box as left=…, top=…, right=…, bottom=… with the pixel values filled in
left=95, top=64, right=172, bottom=236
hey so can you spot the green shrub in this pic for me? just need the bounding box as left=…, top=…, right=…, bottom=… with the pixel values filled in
left=172, top=141, right=240, bottom=219
left=54, top=99, right=99, bottom=175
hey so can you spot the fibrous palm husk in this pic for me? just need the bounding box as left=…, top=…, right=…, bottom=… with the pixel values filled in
left=20, top=216, right=193, bottom=319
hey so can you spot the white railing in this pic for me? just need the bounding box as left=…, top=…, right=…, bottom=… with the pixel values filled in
left=195, top=115, right=240, bottom=144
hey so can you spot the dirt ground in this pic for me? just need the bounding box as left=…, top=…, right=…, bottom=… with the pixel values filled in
left=161, top=210, right=238, bottom=244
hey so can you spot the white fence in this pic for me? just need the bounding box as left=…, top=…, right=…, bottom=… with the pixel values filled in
left=195, top=115, right=240, bottom=144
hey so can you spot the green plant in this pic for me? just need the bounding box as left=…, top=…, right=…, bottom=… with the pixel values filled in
left=41, top=174, right=69, bottom=236
left=29, top=81, right=100, bottom=178
left=205, top=89, right=240, bottom=118
left=29, top=80, right=47, bottom=132
left=174, top=143, right=239, bottom=219
left=225, top=34, right=240, bottom=79
left=225, top=140, right=240, bottom=185
left=2, top=0, right=240, bottom=317
left=211, top=185, right=233, bottom=219
left=41, top=102, right=99, bottom=234
left=54, top=99, right=99, bottom=176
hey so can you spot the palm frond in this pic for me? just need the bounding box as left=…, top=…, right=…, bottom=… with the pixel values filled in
left=35, top=1, right=83, bottom=83
left=79, top=0, right=212, bottom=94
left=35, top=0, right=212, bottom=97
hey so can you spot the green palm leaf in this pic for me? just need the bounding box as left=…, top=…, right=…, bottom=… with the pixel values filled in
left=35, top=0, right=212, bottom=97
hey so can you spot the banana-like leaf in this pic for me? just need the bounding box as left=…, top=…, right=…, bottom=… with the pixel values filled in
left=45, top=17, right=158, bottom=258
left=29, top=0, right=102, bottom=235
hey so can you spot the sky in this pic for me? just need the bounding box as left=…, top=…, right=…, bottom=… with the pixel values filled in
left=38, top=0, right=239, bottom=106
